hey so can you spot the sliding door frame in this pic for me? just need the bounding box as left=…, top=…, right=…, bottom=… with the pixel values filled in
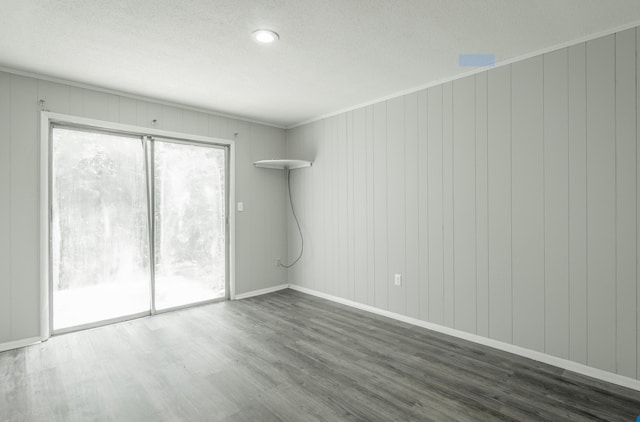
left=149, top=135, right=230, bottom=315
left=40, top=112, right=236, bottom=340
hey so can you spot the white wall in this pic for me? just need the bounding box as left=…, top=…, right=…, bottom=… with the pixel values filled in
left=286, top=27, right=640, bottom=381
left=0, top=71, right=288, bottom=346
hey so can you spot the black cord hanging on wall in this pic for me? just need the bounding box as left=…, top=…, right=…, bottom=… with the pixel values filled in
left=253, top=159, right=312, bottom=268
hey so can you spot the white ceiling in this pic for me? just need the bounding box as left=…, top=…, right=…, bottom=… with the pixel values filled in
left=1, top=1, right=640, bottom=128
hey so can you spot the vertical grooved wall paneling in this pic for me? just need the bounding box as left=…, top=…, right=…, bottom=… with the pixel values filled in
left=286, top=25, right=640, bottom=381
left=373, top=102, right=388, bottom=310
left=568, top=42, right=588, bottom=365
left=487, top=65, right=512, bottom=344
left=347, top=112, right=356, bottom=301
left=452, top=76, right=476, bottom=334
left=405, top=93, right=420, bottom=319
left=427, top=86, right=444, bottom=324
left=442, top=82, right=454, bottom=328
left=636, top=27, right=640, bottom=381
left=249, top=122, right=267, bottom=291
left=586, top=34, right=616, bottom=374
left=319, top=119, right=329, bottom=296
left=0, top=71, right=287, bottom=346
left=417, top=90, right=429, bottom=321
left=365, top=106, right=376, bottom=307
left=353, top=108, right=368, bottom=305
left=312, top=120, right=323, bottom=293
left=387, top=97, right=406, bottom=315
left=332, top=116, right=341, bottom=297
left=11, top=75, right=39, bottom=339
left=511, top=56, right=545, bottom=352
left=475, top=72, right=489, bottom=338
left=338, top=114, right=349, bottom=299
left=0, top=72, right=12, bottom=342
left=615, top=28, right=637, bottom=379
left=543, top=48, right=570, bottom=360
left=286, top=126, right=302, bottom=287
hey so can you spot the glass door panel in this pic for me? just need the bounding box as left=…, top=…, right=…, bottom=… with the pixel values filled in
left=51, top=128, right=151, bottom=330
left=153, top=141, right=226, bottom=310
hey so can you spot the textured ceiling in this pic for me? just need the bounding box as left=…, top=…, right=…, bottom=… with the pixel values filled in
left=1, top=1, right=640, bottom=127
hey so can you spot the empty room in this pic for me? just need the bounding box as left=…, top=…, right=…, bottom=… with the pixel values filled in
left=2, top=1, right=640, bottom=420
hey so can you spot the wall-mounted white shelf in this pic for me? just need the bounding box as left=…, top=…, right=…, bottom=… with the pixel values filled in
left=253, top=159, right=312, bottom=170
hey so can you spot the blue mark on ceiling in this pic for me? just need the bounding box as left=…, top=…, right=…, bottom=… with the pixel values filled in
left=459, top=53, right=496, bottom=67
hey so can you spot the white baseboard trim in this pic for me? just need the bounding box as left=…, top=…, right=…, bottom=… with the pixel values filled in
left=0, top=337, right=42, bottom=353
left=234, top=284, right=290, bottom=300
left=289, top=284, right=640, bottom=392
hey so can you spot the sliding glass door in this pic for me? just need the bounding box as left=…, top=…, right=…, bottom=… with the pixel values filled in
left=51, top=126, right=227, bottom=333
left=154, top=141, right=227, bottom=310
left=51, top=128, right=151, bottom=330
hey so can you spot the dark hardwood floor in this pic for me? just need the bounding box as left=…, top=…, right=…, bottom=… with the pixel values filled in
left=1, top=289, right=639, bottom=421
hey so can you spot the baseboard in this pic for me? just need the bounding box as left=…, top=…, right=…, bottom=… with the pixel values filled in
left=288, top=284, right=640, bottom=392
left=0, top=337, right=42, bottom=353
left=234, top=284, right=290, bottom=300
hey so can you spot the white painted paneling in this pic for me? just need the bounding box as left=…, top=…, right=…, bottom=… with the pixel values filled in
left=208, top=115, right=225, bottom=139
left=305, top=123, right=315, bottom=291
left=487, top=65, right=512, bottom=343
left=0, top=72, right=11, bottom=342
left=285, top=24, right=640, bottom=383
left=118, top=97, right=137, bottom=126
left=568, top=43, right=588, bottom=365
left=135, top=100, right=149, bottom=128
left=37, top=81, right=70, bottom=114
left=197, top=112, right=209, bottom=136
left=287, top=125, right=304, bottom=287
left=373, top=102, right=388, bottom=310
left=249, top=123, right=269, bottom=293
left=325, top=116, right=338, bottom=297
left=427, top=86, right=444, bottom=324
left=637, top=27, right=640, bottom=382
left=452, top=76, right=476, bottom=334
left=182, top=110, right=199, bottom=135
left=337, top=113, right=349, bottom=299
left=615, top=28, right=637, bottom=379
left=290, top=126, right=304, bottom=284
left=161, top=105, right=183, bottom=132
left=586, top=35, right=617, bottom=373
left=347, top=113, right=355, bottom=301
left=310, top=122, right=322, bottom=293
left=317, top=120, right=329, bottom=295
left=404, top=92, right=420, bottom=319
left=234, top=122, right=251, bottom=297
left=474, top=72, right=489, bottom=338
left=10, top=75, right=40, bottom=339
left=0, top=69, right=287, bottom=347
left=353, top=108, right=368, bottom=305
left=83, top=90, right=119, bottom=121
left=365, top=106, right=376, bottom=307
left=321, top=118, right=333, bottom=296
left=146, top=103, right=162, bottom=130
left=387, top=97, right=406, bottom=315
left=417, top=90, right=429, bottom=321
left=442, top=83, right=454, bottom=328
left=543, top=48, right=570, bottom=360
left=266, top=126, right=288, bottom=292
left=67, top=87, right=83, bottom=117
left=511, top=57, right=545, bottom=352
left=333, top=116, right=340, bottom=297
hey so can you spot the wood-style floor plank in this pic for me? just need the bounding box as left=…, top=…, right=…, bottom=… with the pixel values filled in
left=1, top=289, right=639, bottom=421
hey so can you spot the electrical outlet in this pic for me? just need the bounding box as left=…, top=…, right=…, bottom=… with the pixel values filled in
left=394, top=274, right=402, bottom=286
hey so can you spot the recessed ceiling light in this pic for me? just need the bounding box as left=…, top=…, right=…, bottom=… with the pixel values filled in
left=252, top=29, right=279, bottom=44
